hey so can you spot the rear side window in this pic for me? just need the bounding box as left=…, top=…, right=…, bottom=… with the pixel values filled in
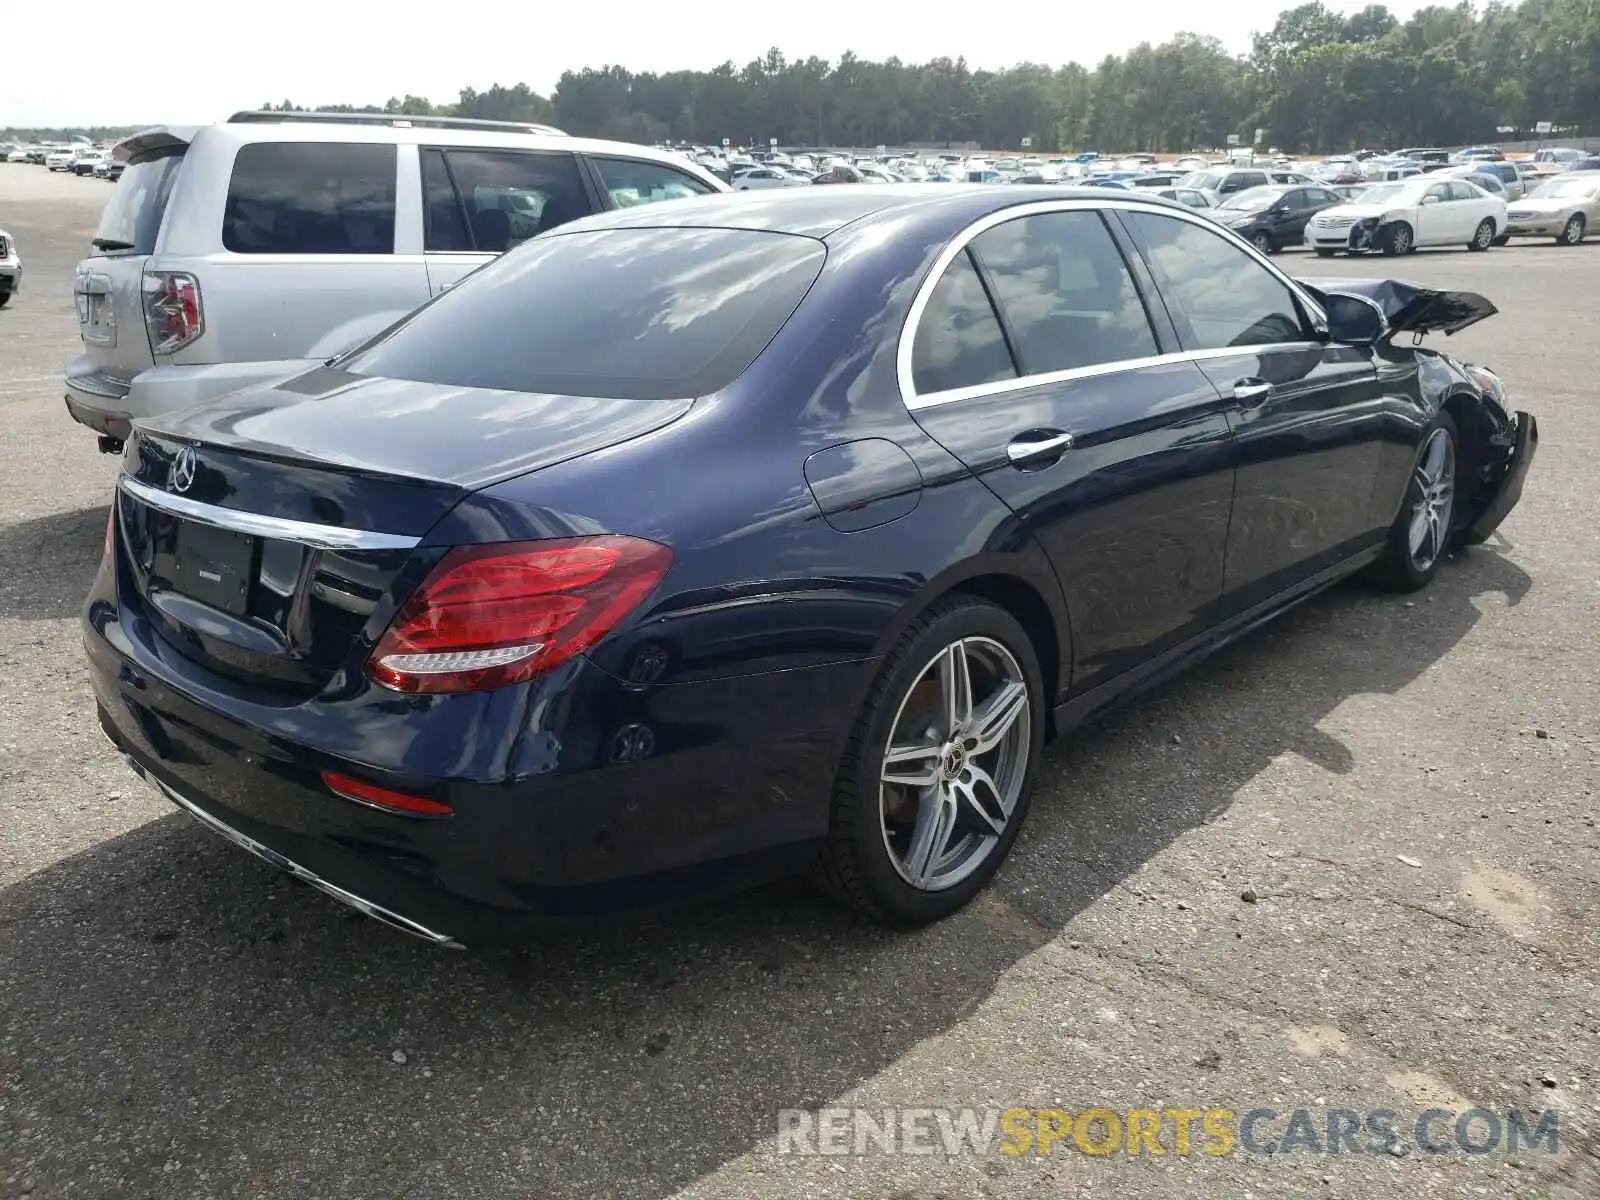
left=590, top=157, right=717, bottom=208
left=224, top=142, right=396, bottom=254
left=969, top=211, right=1158, bottom=375
left=94, top=149, right=185, bottom=254
left=344, top=228, right=824, bottom=400
left=910, top=251, right=1017, bottom=395
left=421, top=149, right=594, bottom=253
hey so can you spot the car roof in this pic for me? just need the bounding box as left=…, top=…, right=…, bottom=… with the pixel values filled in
left=537, top=184, right=1190, bottom=241
left=117, top=118, right=709, bottom=176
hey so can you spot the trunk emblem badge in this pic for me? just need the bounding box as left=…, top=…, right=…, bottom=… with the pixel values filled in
left=168, top=447, right=198, bottom=494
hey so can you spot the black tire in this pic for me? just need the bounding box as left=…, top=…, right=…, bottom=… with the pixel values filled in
left=1314, top=247, right=1337, bottom=258
left=0, top=293, right=9, bottom=309
left=1559, top=214, right=1585, bottom=246
left=1468, top=218, right=1495, bottom=251
left=812, top=596, right=1046, bottom=924
left=1381, top=222, right=1413, bottom=256
left=1368, top=411, right=1460, bottom=593
left=1251, top=231, right=1274, bottom=254
left=1492, top=234, right=1511, bottom=246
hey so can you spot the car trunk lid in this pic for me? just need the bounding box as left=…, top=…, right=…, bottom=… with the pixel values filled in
left=74, top=130, right=193, bottom=386
left=1298, top=277, right=1498, bottom=337
left=116, top=368, right=694, bottom=696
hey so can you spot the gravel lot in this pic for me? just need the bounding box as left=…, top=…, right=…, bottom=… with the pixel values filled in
left=1, top=164, right=1596, bottom=1200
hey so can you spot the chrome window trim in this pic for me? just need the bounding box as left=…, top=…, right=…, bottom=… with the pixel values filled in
left=119, top=476, right=421, bottom=552
left=896, top=196, right=1330, bottom=412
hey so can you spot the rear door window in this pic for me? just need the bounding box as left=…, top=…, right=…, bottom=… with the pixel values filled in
left=589, top=157, right=717, bottom=208
left=93, top=149, right=185, bottom=254
left=968, top=211, right=1158, bottom=375
left=344, top=227, right=824, bottom=400
left=422, top=149, right=594, bottom=253
left=910, top=251, right=1018, bottom=395
left=224, top=142, right=396, bottom=254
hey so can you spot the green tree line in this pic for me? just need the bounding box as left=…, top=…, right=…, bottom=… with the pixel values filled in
left=11, top=0, right=1596, bottom=152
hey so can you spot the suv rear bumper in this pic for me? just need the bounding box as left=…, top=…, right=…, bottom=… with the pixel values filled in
left=64, top=355, right=322, bottom=438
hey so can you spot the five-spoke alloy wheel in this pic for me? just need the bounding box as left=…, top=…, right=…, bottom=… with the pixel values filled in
left=1370, top=413, right=1460, bottom=592
left=816, top=599, right=1044, bottom=923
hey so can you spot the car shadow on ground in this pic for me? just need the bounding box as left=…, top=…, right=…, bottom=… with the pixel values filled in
left=0, top=503, right=107, bottom=620
left=0, top=546, right=1531, bottom=1197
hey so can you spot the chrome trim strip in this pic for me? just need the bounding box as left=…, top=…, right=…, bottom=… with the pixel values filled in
left=123, top=754, right=465, bottom=949
left=119, top=476, right=421, bottom=552
left=896, top=196, right=1331, bottom=411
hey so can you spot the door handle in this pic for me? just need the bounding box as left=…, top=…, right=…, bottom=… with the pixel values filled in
left=1006, top=431, right=1075, bottom=465
left=1233, top=380, right=1273, bottom=409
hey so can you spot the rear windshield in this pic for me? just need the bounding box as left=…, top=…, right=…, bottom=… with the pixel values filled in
left=93, top=149, right=185, bottom=254
left=344, top=227, right=826, bottom=400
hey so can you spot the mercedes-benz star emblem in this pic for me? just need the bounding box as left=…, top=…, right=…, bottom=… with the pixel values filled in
left=168, top=446, right=198, bottom=494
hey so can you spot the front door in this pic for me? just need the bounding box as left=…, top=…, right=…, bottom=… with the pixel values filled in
left=1116, top=208, right=1388, bottom=610
left=1412, top=180, right=1463, bottom=246
left=902, top=207, right=1236, bottom=693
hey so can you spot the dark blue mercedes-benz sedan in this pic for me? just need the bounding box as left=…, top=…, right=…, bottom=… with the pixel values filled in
left=85, top=186, right=1536, bottom=947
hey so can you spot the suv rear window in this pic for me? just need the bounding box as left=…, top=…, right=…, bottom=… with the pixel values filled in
left=93, top=149, right=185, bottom=254
left=224, top=142, right=397, bottom=255
left=344, top=227, right=825, bottom=400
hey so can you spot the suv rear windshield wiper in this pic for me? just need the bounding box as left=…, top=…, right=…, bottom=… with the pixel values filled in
left=91, top=238, right=136, bottom=252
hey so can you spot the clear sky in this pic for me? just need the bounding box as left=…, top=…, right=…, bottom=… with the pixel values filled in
left=5, top=0, right=1426, bottom=127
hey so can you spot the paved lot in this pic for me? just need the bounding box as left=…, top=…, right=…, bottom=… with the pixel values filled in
left=1, top=164, right=1597, bottom=1199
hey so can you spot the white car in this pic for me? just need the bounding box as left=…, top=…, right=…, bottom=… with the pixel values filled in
left=6, top=147, right=32, bottom=163
left=0, top=227, right=21, bottom=307
left=1306, top=177, right=1507, bottom=257
left=732, top=166, right=808, bottom=190
left=45, top=148, right=78, bottom=171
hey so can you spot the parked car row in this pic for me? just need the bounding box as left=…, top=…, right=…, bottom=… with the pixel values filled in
left=4, top=139, right=124, bottom=179
left=77, top=127, right=1537, bottom=944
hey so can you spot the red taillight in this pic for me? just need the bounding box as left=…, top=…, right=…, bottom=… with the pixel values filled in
left=367, top=535, right=673, bottom=694
left=321, top=771, right=453, bottom=817
left=145, top=270, right=204, bottom=354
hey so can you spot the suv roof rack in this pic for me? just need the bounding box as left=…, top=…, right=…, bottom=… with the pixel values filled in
left=226, top=111, right=567, bottom=137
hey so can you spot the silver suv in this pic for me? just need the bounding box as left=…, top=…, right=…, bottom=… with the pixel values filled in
left=64, top=111, right=730, bottom=451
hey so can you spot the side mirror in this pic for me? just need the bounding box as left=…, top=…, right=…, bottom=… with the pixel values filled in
left=1323, top=292, right=1388, bottom=346
left=1421, top=194, right=1440, bottom=205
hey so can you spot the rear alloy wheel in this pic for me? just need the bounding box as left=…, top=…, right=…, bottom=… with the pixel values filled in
left=1251, top=231, right=1274, bottom=254
left=1468, top=219, right=1495, bottom=251
left=814, top=599, right=1044, bottom=923
left=1369, top=414, right=1459, bottom=592
left=1382, top=222, right=1412, bottom=256
left=1559, top=214, right=1586, bottom=245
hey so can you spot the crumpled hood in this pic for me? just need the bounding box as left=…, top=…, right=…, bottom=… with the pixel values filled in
left=1297, top=277, right=1498, bottom=338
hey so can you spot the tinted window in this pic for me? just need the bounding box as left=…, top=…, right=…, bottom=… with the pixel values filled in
left=969, top=212, right=1157, bottom=375
left=1425, top=182, right=1451, bottom=202
left=344, top=228, right=823, bottom=400
left=1305, top=187, right=1337, bottom=205
left=1448, top=181, right=1480, bottom=202
left=94, top=149, right=185, bottom=254
left=1125, top=212, right=1306, bottom=350
left=426, top=149, right=593, bottom=253
left=590, top=157, right=717, bottom=208
left=224, top=143, right=396, bottom=254
left=911, top=251, right=1017, bottom=395
left=421, top=148, right=471, bottom=251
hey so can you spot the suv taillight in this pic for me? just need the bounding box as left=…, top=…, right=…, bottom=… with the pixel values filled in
left=144, top=271, right=204, bottom=354
left=367, top=536, right=673, bottom=694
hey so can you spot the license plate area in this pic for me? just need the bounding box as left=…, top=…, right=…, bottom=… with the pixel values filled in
left=171, top=521, right=256, bottom=615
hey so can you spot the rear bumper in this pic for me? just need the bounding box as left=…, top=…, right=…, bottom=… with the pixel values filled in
left=0, top=258, right=19, bottom=292
left=84, top=551, right=861, bottom=942
left=1504, top=218, right=1564, bottom=236
left=1465, top=410, right=1537, bottom=543
left=63, top=356, right=322, bottom=437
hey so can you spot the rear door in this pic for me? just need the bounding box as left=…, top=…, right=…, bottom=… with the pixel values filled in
left=903, top=205, right=1236, bottom=693
left=1117, top=208, right=1387, bottom=609
left=72, top=133, right=189, bottom=393
left=421, top=148, right=601, bottom=295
